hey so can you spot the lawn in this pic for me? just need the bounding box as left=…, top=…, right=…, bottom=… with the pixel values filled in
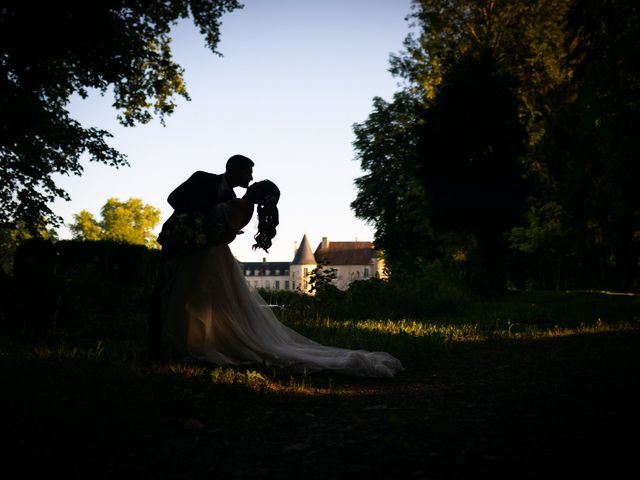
left=1, top=290, right=639, bottom=479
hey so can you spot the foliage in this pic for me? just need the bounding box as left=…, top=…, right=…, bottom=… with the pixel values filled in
left=0, top=221, right=56, bottom=274
left=351, top=90, right=446, bottom=273
left=307, top=258, right=337, bottom=294
left=509, top=202, right=571, bottom=256
left=70, top=198, right=161, bottom=248
left=0, top=0, right=242, bottom=232
left=414, top=51, right=528, bottom=291
left=264, top=263, right=470, bottom=322
left=1, top=238, right=160, bottom=345
left=393, top=0, right=571, bottom=126
left=353, top=0, right=567, bottom=280
left=415, top=52, right=527, bottom=235
left=353, top=0, right=640, bottom=291
left=71, top=211, right=102, bottom=241
left=536, top=0, right=640, bottom=290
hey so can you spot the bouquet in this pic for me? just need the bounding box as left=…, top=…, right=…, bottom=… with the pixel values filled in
left=158, top=212, right=227, bottom=253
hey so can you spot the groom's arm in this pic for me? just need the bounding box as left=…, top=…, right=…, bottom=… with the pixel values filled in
left=167, top=173, right=197, bottom=211
left=167, top=171, right=213, bottom=212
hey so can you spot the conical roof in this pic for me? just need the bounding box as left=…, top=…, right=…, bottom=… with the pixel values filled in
left=292, top=234, right=316, bottom=265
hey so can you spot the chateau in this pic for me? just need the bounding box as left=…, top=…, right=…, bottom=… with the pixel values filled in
left=239, top=235, right=386, bottom=293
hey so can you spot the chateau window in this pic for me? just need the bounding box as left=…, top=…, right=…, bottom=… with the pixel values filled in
left=245, top=270, right=251, bottom=276
left=364, top=267, right=370, bottom=279
left=266, top=270, right=270, bottom=275
left=265, top=280, right=270, bottom=289
left=304, top=267, right=309, bottom=277
left=254, top=270, right=259, bottom=276
left=285, top=280, right=290, bottom=290
left=285, top=270, right=289, bottom=275
left=275, top=281, right=280, bottom=290
left=275, top=269, right=280, bottom=275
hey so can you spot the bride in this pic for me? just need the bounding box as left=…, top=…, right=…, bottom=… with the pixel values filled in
left=161, top=180, right=404, bottom=378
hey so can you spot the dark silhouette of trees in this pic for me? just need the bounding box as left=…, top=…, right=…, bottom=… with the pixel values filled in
left=353, top=0, right=640, bottom=291
left=415, top=51, right=527, bottom=291
left=351, top=91, right=447, bottom=272
left=534, top=0, right=640, bottom=289
left=0, top=0, right=242, bottom=232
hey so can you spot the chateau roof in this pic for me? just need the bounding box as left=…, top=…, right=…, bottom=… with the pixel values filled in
left=239, top=259, right=289, bottom=277
left=314, top=241, right=377, bottom=266
left=239, top=261, right=290, bottom=270
left=291, top=234, right=316, bottom=265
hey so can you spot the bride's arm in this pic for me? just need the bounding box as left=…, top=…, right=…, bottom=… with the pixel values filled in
left=211, top=199, right=254, bottom=242
left=216, top=199, right=254, bottom=230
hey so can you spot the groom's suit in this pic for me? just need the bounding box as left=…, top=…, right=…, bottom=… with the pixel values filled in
left=148, top=171, right=236, bottom=360
left=168, top=171, right=236, bottom=215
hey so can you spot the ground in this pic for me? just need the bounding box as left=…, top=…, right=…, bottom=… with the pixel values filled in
left=2, top=328, right=638, bottom=479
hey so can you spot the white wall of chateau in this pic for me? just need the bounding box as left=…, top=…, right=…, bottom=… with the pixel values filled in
left=289, top=264, right=315, bottom=293
left=330, top=263, right=376, bottom=290
left=246, top=275, right=291, bottom=291
left=241, top=250, right=387, bottom=293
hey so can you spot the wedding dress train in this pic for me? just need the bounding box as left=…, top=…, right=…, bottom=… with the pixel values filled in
left=161, top=244, right=404, bottom=378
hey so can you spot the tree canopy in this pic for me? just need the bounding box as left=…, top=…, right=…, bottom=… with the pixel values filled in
left=0, top=0, right=242, bottom=232
left=353, top=0, right=639, bottom=291
left=70, top=197, right=161, bottom=248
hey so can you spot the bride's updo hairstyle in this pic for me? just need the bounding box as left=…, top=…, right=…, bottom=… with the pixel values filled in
left=246, top=180, right=280, bottom=252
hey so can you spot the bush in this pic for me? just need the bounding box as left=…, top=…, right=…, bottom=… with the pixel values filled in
left=1, top=239, right=160, bottom=349
left=56, top=240, right=160, bottom=285
left=265, top=263, right=472, bottom=322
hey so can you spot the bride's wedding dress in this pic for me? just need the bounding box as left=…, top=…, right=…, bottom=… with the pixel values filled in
left=160, top=242, right=404, bottom=378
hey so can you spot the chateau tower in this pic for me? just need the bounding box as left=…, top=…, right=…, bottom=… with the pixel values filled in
left=290, top=234, right=317, bottom=292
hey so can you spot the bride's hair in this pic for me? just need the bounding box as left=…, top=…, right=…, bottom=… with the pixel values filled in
left=249, top=180, right=280, bottom=252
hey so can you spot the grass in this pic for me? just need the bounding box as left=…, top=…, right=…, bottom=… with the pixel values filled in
left=1, top=289, right=639, bottom=478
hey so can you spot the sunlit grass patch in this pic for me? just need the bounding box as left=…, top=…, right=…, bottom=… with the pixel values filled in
left=508, top=318, right=640, bottom=339
left=284, top=315, right=640, bottom=345
left=31, top=340, right=107, bottom=360
left=165, top=362, right=333, bottom=395
left=290, top=317, right=484, bottom=341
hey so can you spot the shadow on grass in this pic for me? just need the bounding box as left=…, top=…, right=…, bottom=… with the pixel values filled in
left=1, top=287, right=639, bottom=479
left=2, top=328, right=639, bottom=479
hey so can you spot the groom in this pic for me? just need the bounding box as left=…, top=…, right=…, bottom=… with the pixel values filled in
left=148, top=154, right=254, bottom=361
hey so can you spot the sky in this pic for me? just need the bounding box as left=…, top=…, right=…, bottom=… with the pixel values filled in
left=51, top=0, right=414, bottom=262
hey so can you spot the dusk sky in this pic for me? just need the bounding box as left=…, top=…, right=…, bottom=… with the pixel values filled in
left=52, top=0, right=414, bottom=262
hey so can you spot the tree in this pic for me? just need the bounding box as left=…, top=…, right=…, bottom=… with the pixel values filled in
left=70, top=198, right=161, bottom=248
left=507, top=202, right=573, bottom=289
left=392, top=0, right=571, bottom=131
left=353, top=0, right=572, bottom=283
left=308, top=258, right=338, bottom=295
left=351, top=91, right=448, bottom=273
left=354, top=0, right=639, bottom=290
left=535, top=0, right=640, bottom=289
left=0, top=222, right=57, bottom=274
left=0, top=0, right=242, bottom=232
left=70, top=211, right=102, bottom=242
left=414, top=51, right=528, bottom=290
